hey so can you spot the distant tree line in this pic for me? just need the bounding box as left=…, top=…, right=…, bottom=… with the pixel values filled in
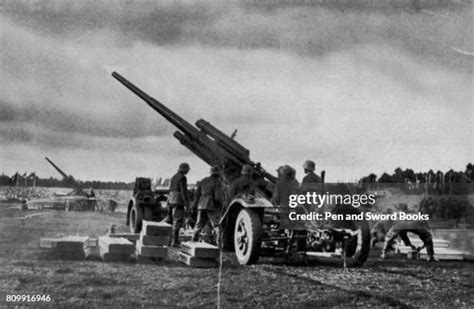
left=358, top=163, right=473, bottom=194
left=359, top=163, right=473, bottom=184
left=0, top=173, right=133, bottom=190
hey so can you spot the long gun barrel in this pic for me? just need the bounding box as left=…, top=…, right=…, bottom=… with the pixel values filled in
left=45, top=157, right=68, bottom=179
left=45, top=157, right=80, bottom=189
left=111, top=72, right=199, bottom=140
left=195, top=119, right=250, bottom=158
left=112, top=72, right=276, bottom=185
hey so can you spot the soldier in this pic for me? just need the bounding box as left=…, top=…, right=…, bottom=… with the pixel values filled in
left=301, top=160, right=322, bottom=187
left=228, top=164, right=256, bottom=199
left=370, top=210, right=395, bottom=248
left=168, top=162, right=191, bottom=247
left=272, top=165, right=299, bottom=208
left=380, top=220, right=437, bottom=262
left=192, top=165, right=224, bottom=243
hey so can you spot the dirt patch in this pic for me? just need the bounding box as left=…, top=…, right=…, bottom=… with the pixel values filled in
left=0, top=208, right=472, bottom=307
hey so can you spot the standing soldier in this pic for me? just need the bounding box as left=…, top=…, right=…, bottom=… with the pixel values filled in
left=301, top=160, right=322, bottom=191
left=228, top=164, right=256, bottom=200
left=272, top=165, right=299, bottom=208
left=192, top=165, right=224, bottom=243
left=168, top=162, right=190, bottom=247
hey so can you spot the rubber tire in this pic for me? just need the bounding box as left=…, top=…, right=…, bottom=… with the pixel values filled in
left=343, top=219, right=371, bottom=267
left=234, top=209, right=262, bottom=265
left=332, top=207, right=371, bottom=267
left=129, top=203, right=144, bottom=233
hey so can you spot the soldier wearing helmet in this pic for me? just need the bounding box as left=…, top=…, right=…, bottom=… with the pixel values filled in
left=228, top=164, right=256, bottom=200
left=272, top=165, right=299, bottom=207
left=192, top=165, right=224, bottom=243
left=167, top=162, right=191, bottom=247
left=301, top=160, right=322, bottom=189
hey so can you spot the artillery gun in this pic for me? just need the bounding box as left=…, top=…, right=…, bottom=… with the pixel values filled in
left=112, top=72, right=370, bottom=266
left=27, top=157, right=97, bottom=211
left=45, top=157, right=83, bottom=195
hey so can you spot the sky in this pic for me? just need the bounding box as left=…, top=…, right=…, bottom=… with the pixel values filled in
left=0, top=0, right=472, bottom=183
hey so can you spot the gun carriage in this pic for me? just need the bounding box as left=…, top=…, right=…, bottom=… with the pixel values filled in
left=112, top=72, right=370, bottom=266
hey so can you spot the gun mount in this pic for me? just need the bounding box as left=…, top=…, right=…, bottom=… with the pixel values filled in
left=111, top=72, right=276, bottom=187
left=112, top=72, right=370, bottom=266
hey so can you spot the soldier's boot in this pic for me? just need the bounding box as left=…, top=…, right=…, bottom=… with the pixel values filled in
left=170, top=229, right=180, bottom=247
left=380, top=240, right=391, bottom=259
left=370, top=237, right=377, bottom=248
left=425, top=243, right=438, bottom=262
left=427, top=255, right=438, bottom=262
left=191, top=229, right=200, bottom=242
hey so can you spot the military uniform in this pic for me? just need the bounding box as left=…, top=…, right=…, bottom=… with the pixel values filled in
left=301, top=160, right=322, bottom=191
left=228, top=175, right=256, bottom=199
left=192, top=175, right=223, bottom=242
left=381, top=220, right=435, bottom=261
left=272, top=178, right=299, bottom=207
left=302, top=172, right=322, bottom=185
left=370, top=220, right=394, bottom=247
left=168, top=171, right=189, bottom=246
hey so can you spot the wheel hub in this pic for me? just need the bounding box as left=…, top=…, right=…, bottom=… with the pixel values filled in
left=237, top=221, right=248, bottom=254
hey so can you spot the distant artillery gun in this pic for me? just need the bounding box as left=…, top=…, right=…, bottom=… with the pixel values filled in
left=112, top=72, right=370, bottom=266
left=26, top=158, right=97, bottom=211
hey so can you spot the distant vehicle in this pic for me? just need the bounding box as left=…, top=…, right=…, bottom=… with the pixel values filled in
left=126, top=177, right=168, bottom=233
left=26, top=157, right=97, bottom=211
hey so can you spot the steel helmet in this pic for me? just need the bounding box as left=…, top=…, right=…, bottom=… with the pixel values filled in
left=276, top=166, right=284, bottom=176
left=241, top=164, right=252, bottom=175
left=178, top=162, right=190, bottom=172
left=210, top=165, right=221, bottom=175
left=281, top=165, right=294, bottom=178
left=303, top=160, right=316, bottom=171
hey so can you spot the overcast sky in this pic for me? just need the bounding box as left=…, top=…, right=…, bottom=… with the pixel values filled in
left=0, top=1, right=472, bottom=183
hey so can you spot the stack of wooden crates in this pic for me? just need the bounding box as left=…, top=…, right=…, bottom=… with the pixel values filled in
left=179, top=241, right=219, bottom=267
left=56, top=236, right=91, bottom=260
left=98, top=236, right=135, bottom=262
left=135, top=220, right=171, bottom=262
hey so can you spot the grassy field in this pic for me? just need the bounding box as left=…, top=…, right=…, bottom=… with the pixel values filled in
left=0, top=204, right=472, bottom=308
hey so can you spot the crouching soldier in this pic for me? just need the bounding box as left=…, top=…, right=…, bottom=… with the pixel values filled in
left=192, top=165, right=224, bottom=245
left=380, top=220, right=437, bottom=262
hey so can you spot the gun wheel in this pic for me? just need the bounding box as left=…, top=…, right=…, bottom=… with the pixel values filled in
left=234, top=209, right=261, bottom=265
left=343, top=220, right=371, bottom=267
left=129, top=203, right=143, bottom=233
left=329, top=207, right=371, bottom=267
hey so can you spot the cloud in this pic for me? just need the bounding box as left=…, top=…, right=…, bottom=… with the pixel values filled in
left=0, top=2, right=472, bottom=182
left=3, top=1, right=472, bottom=68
